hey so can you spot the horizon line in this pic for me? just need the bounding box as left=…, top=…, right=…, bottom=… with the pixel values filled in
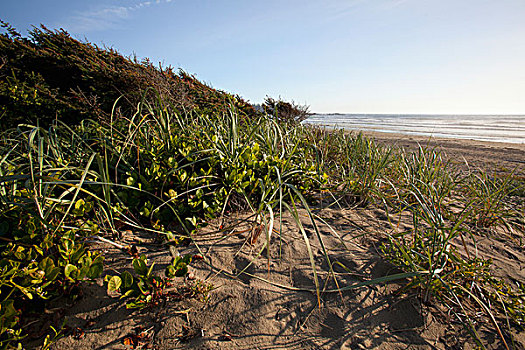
left=311, top=112, right=525, bottom=116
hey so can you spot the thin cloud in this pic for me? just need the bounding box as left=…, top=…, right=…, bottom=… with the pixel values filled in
left=379, top=0, right=411, bottom=10
left=317, top=0, right=368, bottom=22
left=334, top=0, right=411, bottom=12
left=322, top=0, right=407, bottom=21
left=58, top=0, right=172, bottom=34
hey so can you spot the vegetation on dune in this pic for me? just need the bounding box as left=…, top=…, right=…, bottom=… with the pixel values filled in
left=0, top=21, right=256, bottom=128
left=0, top=97, right=324, bottom=349
left=262, top=96, right=311, bottom=125
left=0, top=22, right=524, bottom=349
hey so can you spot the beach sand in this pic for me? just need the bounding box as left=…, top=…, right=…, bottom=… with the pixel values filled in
left=49, top=132, right=525, bottom=350
left=361, top=130, right=525, bottom=176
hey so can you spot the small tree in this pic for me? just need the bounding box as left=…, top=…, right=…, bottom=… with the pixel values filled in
left=263, top=96, right=310, bottom=125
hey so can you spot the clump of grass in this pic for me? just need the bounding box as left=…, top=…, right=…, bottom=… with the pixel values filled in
left=464, top=169, right=523, bottom=232
left=337, top=132, right=392, bottom=206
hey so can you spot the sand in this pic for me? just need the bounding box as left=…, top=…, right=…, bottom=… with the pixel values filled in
left=46, top=133, right=525, bottom=350
left=361, top=131, right=525, bottom=176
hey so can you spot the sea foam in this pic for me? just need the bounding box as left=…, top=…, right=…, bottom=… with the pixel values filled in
left=305, top=114, right=525, bottom=144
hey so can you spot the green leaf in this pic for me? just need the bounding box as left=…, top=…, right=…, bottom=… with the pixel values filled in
left=175, top=263, right=188, bottom=277
left=70, top=246, right=86, bottom=263
left=14, top=247, right=26, bottom=260
left=64, top=264, right=78, bottom=280
left=126, top=176, right=135, bottom=186
left=121, top=271, right=134, bottom=290
left=76, top=266, right=89, bottom=280
left=79, top=255, right=93, bottom=267
left=12, top=282, right=33, bottom=300
left=84, top=200, right=93, bottom=213
left=61, top=238, right=74, bottom=254
left=179, top=170, right=187, bottom=183
left=146, top=262, right=155, bottom=278
left=137, top=280, right=148, bottom=295
left=93, top=255, right=104, bottom=264
left=46, top=267, right=60, bottom=282
left=121, top=289, right=135, bottom=299
left=0, top=300, right=19, bottom=328
left=39, top=256, right=55, bottom=273
left=72, top=198, right=85, bottom=216
left=140, top=205, right=151, bottom=217
left=186, top=216, right=197, bottom=227
left=107, top=276, right=122, bottom=293
left=132, top=258, right=148, bottom=276
left=87, top=263, right=103, bottom=279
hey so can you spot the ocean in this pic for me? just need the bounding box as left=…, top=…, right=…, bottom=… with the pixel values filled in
left=304, top=114, right=525, bottom=144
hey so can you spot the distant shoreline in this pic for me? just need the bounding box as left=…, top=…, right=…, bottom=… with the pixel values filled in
left=304, top=114, right=525, bottom=145
left=305, top=123, right=525, bottom=145
left=313, top=113, right=525, bottom=116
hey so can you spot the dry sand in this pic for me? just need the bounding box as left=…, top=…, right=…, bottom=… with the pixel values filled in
left=47, top=133, right=525, bottom=350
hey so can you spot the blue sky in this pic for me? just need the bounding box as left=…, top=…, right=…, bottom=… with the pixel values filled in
left=2, top=0, right=525, bottom=114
